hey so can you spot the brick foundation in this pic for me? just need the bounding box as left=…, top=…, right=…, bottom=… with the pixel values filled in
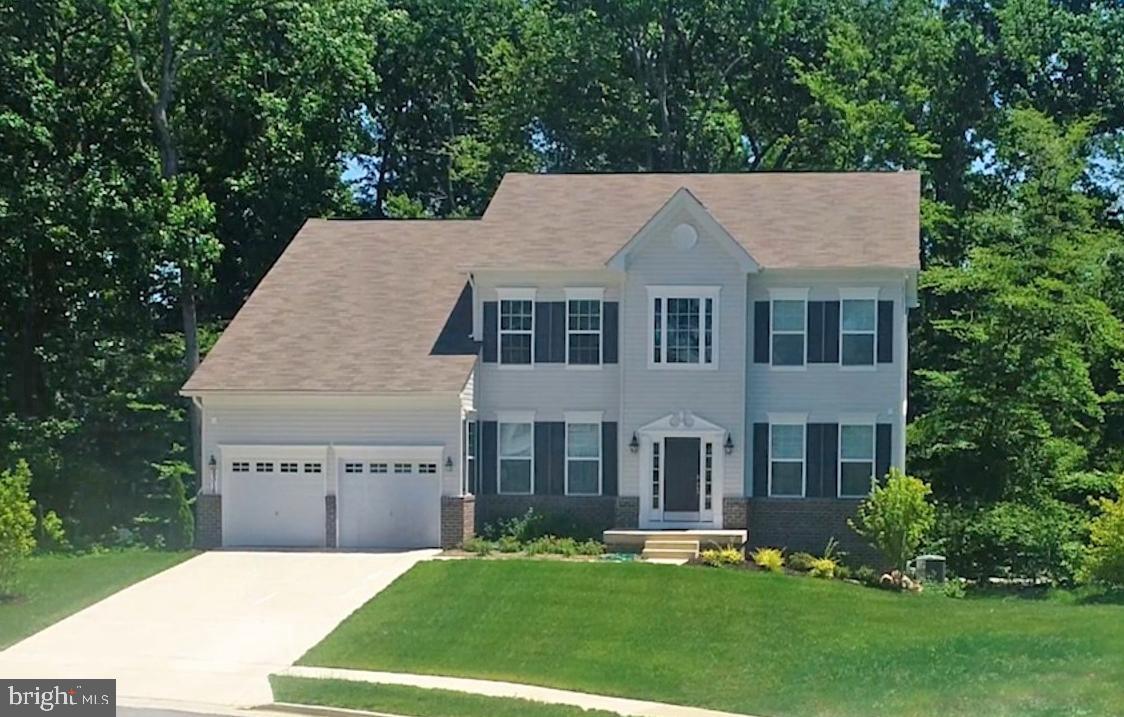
left=722, top=497, right=748, bottom=530
left=195, top=493, right=222, bottom=548
left=614, top=496, right=640, bottom=529
left=325, top=495, right=337, bottom=548
left=441, top=495, right=476, bottom=548
left=746, top=498, right=880, bottom=566
left=475, top=495, right=618, bottom=538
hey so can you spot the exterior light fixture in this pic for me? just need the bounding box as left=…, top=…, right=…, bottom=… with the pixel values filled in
left=207, top=454, right=218, bottom=492
left=445, top=456, right=454, bottom=471
left=724, top=434, right=734, bottom=455
left=629, top=433, right=640, bottom=453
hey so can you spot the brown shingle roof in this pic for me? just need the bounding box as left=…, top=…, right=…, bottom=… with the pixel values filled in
left=183, top=172, right=919, bottom=394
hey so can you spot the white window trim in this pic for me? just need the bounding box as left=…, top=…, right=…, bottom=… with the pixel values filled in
left=564, top=418, right=602, bottom=496
left=646, top=285, right=720, bottom=370
left=838, top=419, right=877, bottom=498
left=497, top=414, right=535, bottom=495
left=497, top=288, right=536, bottom=368
left=564, top=289, right=604, bottom=369
left=767, top=413, right=806, bottom=498
left=768, top=288, right=809, bottom=371
left=840, top=287, right=879, bottom=371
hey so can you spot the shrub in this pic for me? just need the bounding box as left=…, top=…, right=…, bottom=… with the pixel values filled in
left=36, top=509, right=69, bottom=552
left=0, top=460, right=38, bottom=594
left=809, top=557, right=837, bottom=579
left=702, top=546, right=746, bottom=567
left=943, top=579, right=967, bottom=599
left=483, top=508, right=543, bottom=543
left=834, top=564, right=852, bottom=580
left=496, top=535, right=522, bottom=553
left=750, top=547, right=783, bottom=572
left=576, top=539, right=605, bottom=556
left=463, top=536, right=494, bottom=555
left=853, top=565, right=878, bottom=585
left=849, top=469, right=936, bottom=571
left=524, top=535, right=581, bottom=557
left=787, top=552, right=816, bottom=572
left=1079, top=475, right=1124, bottom=587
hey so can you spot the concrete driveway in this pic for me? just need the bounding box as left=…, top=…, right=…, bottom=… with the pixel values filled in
left=0, top=550, right=434, bottom=709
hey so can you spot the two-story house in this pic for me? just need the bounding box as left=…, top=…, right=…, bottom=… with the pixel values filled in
left=182, top=172, right=920, bottom=557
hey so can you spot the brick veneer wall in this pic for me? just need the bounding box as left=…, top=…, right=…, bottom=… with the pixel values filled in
left=325, top=495, right=337, bottom=548
left=614, top=497, right=640, bottom=529
left=475, top=495, right=618, bottom=537
left=195, top=493, right=222, bottom=548
left=746, top=498, right=880, bottom=566
left=441, top=495, right=476, bottom=548
left=722, top=497, right=748, bottom=531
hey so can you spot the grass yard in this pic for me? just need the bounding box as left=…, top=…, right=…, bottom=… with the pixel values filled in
left=0, top=549, right=194, bottom=649
left=271, top=675, right=622, bottom=717
left=299, top=560, right=1124, bottom=717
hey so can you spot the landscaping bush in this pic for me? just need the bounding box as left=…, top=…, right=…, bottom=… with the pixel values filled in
left=524, top=536, right=582, bottom=556
left=809, top=557, right=837, bottom=579
left=463, top=537, right=494, bottom=555
left=482, top=508, right=543, bottom=543
left=787, top=552, right=816, bottom=572
left=575, top=539, right=604, bottom=556
left=496, top=535, right=522, bottom=553
left=943, top=579, right=967, bottom=599
left=853, top=565, right=878, bottom=585
left=934, top=498, right=1086, bottom=582
left=701, top=546, right=746, bottom=567
left=0, top=460, right=38, bottom=594
left=849, top=469, right=936, bottom=571
left=834, top=564, right=851, bottom=580
left=36, top=509, right=69, bottom=552
left=1079, top=475, right=1124, bottom=588
left=749, top=547, right=783, bottom=572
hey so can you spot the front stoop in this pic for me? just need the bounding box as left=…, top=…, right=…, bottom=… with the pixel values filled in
left=641, top=538, right=700, bottom=562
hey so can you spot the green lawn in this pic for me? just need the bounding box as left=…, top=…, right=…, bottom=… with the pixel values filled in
left=299, top=560, right=1124, bottom=717
left=0, top=549, right=194, bottom=648
left=271, top=675, right=622, bottom=717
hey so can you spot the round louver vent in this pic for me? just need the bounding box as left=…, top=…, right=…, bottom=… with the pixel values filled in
left=670, top=223, right=698, bottom=250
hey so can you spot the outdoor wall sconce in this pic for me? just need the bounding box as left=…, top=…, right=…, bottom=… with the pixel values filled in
left=724, top=433, right=734, bottom=455
left=444, top=456, right=454, bottom=471
left=207, top=454, right=217, bottom=492
left=629, top=433, right=640, bottom=453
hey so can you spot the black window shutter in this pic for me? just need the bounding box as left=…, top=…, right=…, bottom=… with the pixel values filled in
left=877, top=300, right=893, bottom=363
left=805, top=423, right=823, bottom=496
left=481, top=421, right=497, bottom=494
left=603, top=302, right=619, bottom=364
left=753, top=302, right=770, bottom=363
left=551, top=422, right=566, bottom=494
left=822, top=423, right=838, bottom=498
left=807, top=302, right=824, bottom=363
left=482, top=302, right=498, bottom=363
left=601, top=422, right=618, bottom=495
left=824, top=301, right=840, bottom=363
left=550, top=302, right=566, bottom=362
left=752, top=423, right=769, bottom=496
left=534, top=303, right=554, bottom=364
left=534, top=422, right=551, bottom=494
left=875, top=423, right=892, bottom=483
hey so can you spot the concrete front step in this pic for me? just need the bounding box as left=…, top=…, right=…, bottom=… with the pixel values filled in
left=641, top=547, right=698, bottom=561
left=645, top=539, right=701, bottom=551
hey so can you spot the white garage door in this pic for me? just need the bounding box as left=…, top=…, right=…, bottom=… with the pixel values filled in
left=337, top=459, right=441, bottom=549
left=223, top=459, right=326, bottom=547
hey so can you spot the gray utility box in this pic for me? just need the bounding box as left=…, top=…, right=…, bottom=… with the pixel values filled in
left=915, top=554, right=947, bottom=583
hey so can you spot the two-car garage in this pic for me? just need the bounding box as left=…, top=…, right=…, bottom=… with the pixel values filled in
left=220, top=445, right=442, bottom=549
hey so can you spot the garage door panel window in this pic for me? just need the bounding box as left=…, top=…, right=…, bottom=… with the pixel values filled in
left=344, top=462, right=363, bottom=474
left=232, top=461, right=249, bottom=473
left=499, top=422, right=533, bottom=494
left=369, top=463, right=388, bottom=473
left=280, top=462, right=298, bottom=473
left=303, top=462, right=322, bottom=473
left=394, top=463, right=412, bottom=474
left=418, top=463, right=437, bottom=474
left=566, top=422, right=601, bottom=495
left=255, top=462, right=274, bottom=473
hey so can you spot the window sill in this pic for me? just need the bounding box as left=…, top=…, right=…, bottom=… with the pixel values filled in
left=839, top=364, right=877, bottom=372
left=496, top=363, right=534, bottom=370
left=646, top=362, right=719, bottom=371
left=768, top=365, right=807, bottom=372
left=497, top=490, right=534, bottom=496
left=564, top=492, right=603, bottom=497
left=564, top=364, right=604, bottom=371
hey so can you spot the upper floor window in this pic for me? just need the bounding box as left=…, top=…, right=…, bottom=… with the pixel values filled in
left=770, top=289, right=807, bottom=367
left=566, top=291, right=602, bottom=365
left=497, top=289, right=535, bottom=365
left=648, top=286, right=718, bottom=368
left=840, top=289, right=878, bottom=366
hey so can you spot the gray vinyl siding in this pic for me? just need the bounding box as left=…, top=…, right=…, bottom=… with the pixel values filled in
left=619, top=221, right=748, bottom=500
left=744, top=272, right=908, bottom=495
left=200, top=393, right=464, bottom=497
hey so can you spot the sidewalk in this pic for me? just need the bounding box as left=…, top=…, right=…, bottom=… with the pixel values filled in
left=280, top=665, right=757, bottom=717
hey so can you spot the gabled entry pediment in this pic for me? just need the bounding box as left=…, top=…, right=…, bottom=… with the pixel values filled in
left=639, top=411, right=726, bottom=435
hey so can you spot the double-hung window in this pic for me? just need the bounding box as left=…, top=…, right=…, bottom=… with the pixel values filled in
left=565, top=413, right=601, bottom=495
left=840, top=288, right=878, bottom=367
left=464, top=418, right=477, bottom=494
left=648, top=286, right=718, bottom=367
left=498, top=289, right=534, bottom=365
left=769, top=417, right=805, bottom=497
left=566, top=289, right=603, bottom=365
left=839, top=422, right=876, bottom=497
left=498, top=418, right=533, bottom=494
left=770, top=289, right=807, bottom=367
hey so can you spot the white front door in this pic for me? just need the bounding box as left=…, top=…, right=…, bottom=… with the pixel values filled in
left=336, top=459, right=441, bottom=548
